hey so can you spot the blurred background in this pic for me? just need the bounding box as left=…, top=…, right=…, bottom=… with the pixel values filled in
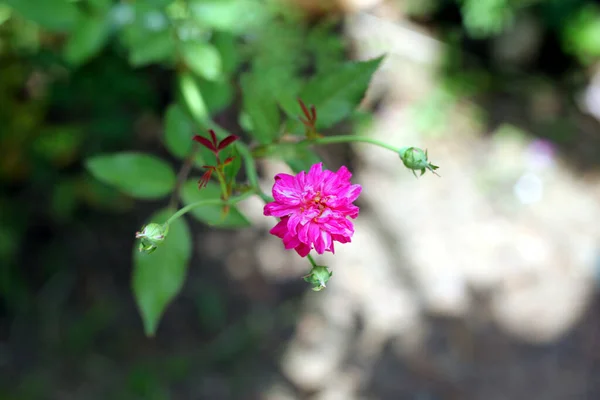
left=2, top=0, right=600, bottom=399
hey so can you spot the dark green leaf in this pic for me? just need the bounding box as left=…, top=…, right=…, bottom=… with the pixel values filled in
left=299, top=56, right=384, bottom=129
left=127, top=30, right=175, bottom=67
left=164, top=104, right=194, bottom=159
left=5, top=0, right=80, bottom=32
left=196, top=77, right=234, bottom=115
left=240, top=72, right=280, bottom=145
left=133, top=208, right=192, bottom=336
left=63, top=14, right=110, bottom=66
left=213, top=32, right=240, bottom=75
left=85, top=152, right=176, bottom=199
left=181, top=180, right=250, bottom=228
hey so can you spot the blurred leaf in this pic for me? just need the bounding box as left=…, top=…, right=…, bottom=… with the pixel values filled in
left=88, top=0, right=113, bottom=12
left=133, top=208, right=191, bottom=337
left=126, top=29, right=175, bottom=67
left=33, top=125, right=83, bottom=167
left=213, top=31, right=240, bottom=75
left=85, top=152, right=176, bottom=199
left=63, top=14, right=110, bottom=66
left=299, top=56, right=384, bottom=129
left=4, top=0, right=80, bottom=31
left=224, top=146, right=241, bottom=184
left=240, top=72, right=280, bottom=144
left=181, top=180, right=250, bottom=227
left=563, top=5, right=600, bottom=63
left=263, top=142, right=322, bottom=173
left=461, top=0, right=513, bottom=38
left=179, top=72, right=209, bottom=125
left=188, top=0, right=269, bottom=33
left=181, top=42, right=222, bottom=81
left=164, top=103, right=194, bottom=159
left=197, top=77, right=234, bottom=115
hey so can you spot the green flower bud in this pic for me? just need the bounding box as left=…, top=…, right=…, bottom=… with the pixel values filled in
left=303, top=265, right=332, bottom=291
left=135, top=223, right=169, bottom=254
left=398, top=147, right=440, bottom=178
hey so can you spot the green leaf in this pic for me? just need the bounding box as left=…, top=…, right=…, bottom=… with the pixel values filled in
left=240, top=72, right=280, bottom=145
left=133, top=208, right=191, bottom=336
left=179, top=72, right=209, bottom=126
left=127, top=30, right=175, bottom=67
left=188, top=0, right=269, bottom=33
left=196, top=77, right=234, bottom=115
left=181, top=180, right=250, bottom=228
left=181, top=42, right=222, bottom=81
left=164, top=104, right=194, bottom=159
left=63, top=14, right=110, bottom=66
left=4, top=0, right=79, bottom=32
left=263, top=143, right=322, bottom=173
left=299, top=56, right=384, bottom=129
left=86, top=152, right=176, bottom=199
left=224, top=146, right=241, bottom=184
left=213, top=32, right=240, bottom=75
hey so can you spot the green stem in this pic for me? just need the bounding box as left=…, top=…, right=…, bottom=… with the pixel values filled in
left=307, top=254, right=319, bottom=269
left=165, top=190, right=255, bottom=226
left=307, top=135, right=402, bottom=154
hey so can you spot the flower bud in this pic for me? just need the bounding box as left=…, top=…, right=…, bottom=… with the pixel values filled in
left=398, top=147, right=440, bottom=178
left=303, top=265, right=332, bottom=291
left=135, top=223, right=169, bottom=254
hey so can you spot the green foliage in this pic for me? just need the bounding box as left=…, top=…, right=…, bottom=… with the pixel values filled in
left=164, top=103, right=194, bottom=159
left=133, top=208, right=191, bottom=336
left=240, top=72, right=281, bottom=144
left=179, top=72, right=209, bottom=126
left=187, top=0, right=270, bottom=33
left=460, top=0, right=514, bottom=38
left=86, top=152, right=176, bottom=199
left=563, top=5, right=600, bottom=63
left=181, top=42, right=223, bottom=81
left=181, top=180, right=250, bottom=228
left=4, top=0, right=79, bottom=32
left=299, top=56, right=385, bottom=129
left=63, top=14, right=110, bottom=66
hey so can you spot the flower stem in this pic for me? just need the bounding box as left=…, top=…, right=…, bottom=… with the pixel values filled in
left=165, top=190, right=255, bottom=226
left=307, top=254, right=319, bottom=268
left=307, top=135, right=402, bottom=154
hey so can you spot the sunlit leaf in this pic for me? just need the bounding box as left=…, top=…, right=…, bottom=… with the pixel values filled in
left=188, top=0, right=269, bottom=33
left=181, top=42, right=222, bottom=81
left=133, top=208, right=191, bottom=336
left=181, top=180, right=250, bottom=228
left=179, top=72, right=209, bottom=125
left=85, top=152, right=176, bottom=199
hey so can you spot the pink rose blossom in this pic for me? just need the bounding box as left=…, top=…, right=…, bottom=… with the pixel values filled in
left=263, top=163, right=361, bottom=257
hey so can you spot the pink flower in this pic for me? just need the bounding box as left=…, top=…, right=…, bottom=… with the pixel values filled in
left=264, top=163, right=361, bottom=257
